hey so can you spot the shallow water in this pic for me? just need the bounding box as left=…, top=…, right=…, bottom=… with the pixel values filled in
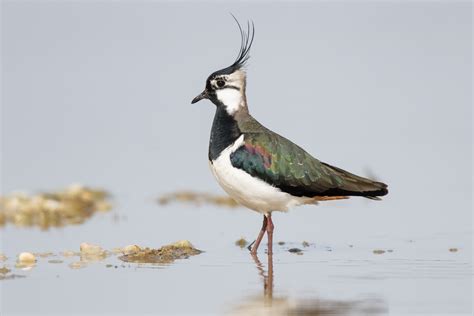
left=0, top=198, right=472, bottom=315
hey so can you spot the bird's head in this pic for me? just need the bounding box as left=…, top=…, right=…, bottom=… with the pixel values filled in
left=191, top=18, right=255, bottom=116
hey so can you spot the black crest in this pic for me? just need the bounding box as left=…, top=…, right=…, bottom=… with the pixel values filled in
left=211, top=16, right=255, bottom=78
left=230, top=15, right=255, bottom=70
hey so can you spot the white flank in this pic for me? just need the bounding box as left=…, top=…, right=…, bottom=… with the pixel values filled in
left=215, top=88, right=244, bottom=115
left=209, top=135, right=313, bottom=214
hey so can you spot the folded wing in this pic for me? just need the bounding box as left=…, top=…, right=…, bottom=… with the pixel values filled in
left=230, top=132, right=388, bottom=199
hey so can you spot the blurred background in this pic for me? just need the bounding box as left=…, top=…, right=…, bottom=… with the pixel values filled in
left=1, top=1, right=472, bottom=315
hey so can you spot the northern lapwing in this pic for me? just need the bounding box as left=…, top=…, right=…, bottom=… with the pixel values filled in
left=191, top=18, right=388, bottom=254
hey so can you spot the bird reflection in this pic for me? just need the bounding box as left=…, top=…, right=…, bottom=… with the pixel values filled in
left=229, top=252, right=387, bottom=315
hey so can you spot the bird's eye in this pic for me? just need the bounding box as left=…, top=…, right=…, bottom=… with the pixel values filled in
left=216, top=80, right=225, bottom=88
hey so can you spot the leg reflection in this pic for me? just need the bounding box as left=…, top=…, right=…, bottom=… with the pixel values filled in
left=251, top=251, right=273, bottom=301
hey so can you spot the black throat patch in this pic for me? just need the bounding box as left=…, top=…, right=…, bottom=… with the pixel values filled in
left=209, top=106, right=242, bottom=161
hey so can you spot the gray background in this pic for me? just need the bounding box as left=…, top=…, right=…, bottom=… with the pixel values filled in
left=1, top=1, right=472, bottom=315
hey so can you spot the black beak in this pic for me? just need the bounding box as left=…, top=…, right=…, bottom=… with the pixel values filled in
left=191, top=90, right=208, bottom=104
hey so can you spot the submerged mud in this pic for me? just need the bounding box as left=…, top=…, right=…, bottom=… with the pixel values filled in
left=119, top=240, right=203, bottom=264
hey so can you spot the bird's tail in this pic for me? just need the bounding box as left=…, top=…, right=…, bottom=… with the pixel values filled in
left=321, top=162, right=389, bottom=199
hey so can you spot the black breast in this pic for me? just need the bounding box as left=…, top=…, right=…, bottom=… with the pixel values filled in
left=208, top=107, right=242, bottom=161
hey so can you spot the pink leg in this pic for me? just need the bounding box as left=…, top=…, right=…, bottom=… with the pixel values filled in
left=266, top=213, right=274, bottom=255
left=250, top=215, right=268, bottom=255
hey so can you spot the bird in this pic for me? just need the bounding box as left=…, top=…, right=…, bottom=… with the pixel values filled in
left=191, top=18, right=388, bottom=255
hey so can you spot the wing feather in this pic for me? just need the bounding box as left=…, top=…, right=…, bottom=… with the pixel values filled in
left=230, top=132, right=388, bottom=198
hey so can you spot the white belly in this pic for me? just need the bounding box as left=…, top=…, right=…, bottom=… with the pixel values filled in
left=209, top=135, right=311, bottom=214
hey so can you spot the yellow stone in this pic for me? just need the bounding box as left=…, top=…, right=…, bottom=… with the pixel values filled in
left=18, top=252, right=36, bottom=263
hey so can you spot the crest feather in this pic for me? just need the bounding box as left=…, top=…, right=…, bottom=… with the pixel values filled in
left=230, top=15, right=255, bottom=70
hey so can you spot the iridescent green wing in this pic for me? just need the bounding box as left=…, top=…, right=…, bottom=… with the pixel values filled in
left=230, top=131, right=387, bottom=198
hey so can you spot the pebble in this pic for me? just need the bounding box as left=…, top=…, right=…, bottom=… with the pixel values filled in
left=288, top=248, right=302, bottom=253
left=373, top=249, right=386, bottom=255
left=18, top=252, right=36, bottom=264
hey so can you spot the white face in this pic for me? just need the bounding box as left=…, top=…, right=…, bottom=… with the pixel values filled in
left=211, top=70, right=247, bottom=115
left=215, top=89, right=243, bottom=115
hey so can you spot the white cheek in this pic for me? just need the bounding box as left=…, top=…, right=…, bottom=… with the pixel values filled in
left=216, top=89, right=243, bottom=115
